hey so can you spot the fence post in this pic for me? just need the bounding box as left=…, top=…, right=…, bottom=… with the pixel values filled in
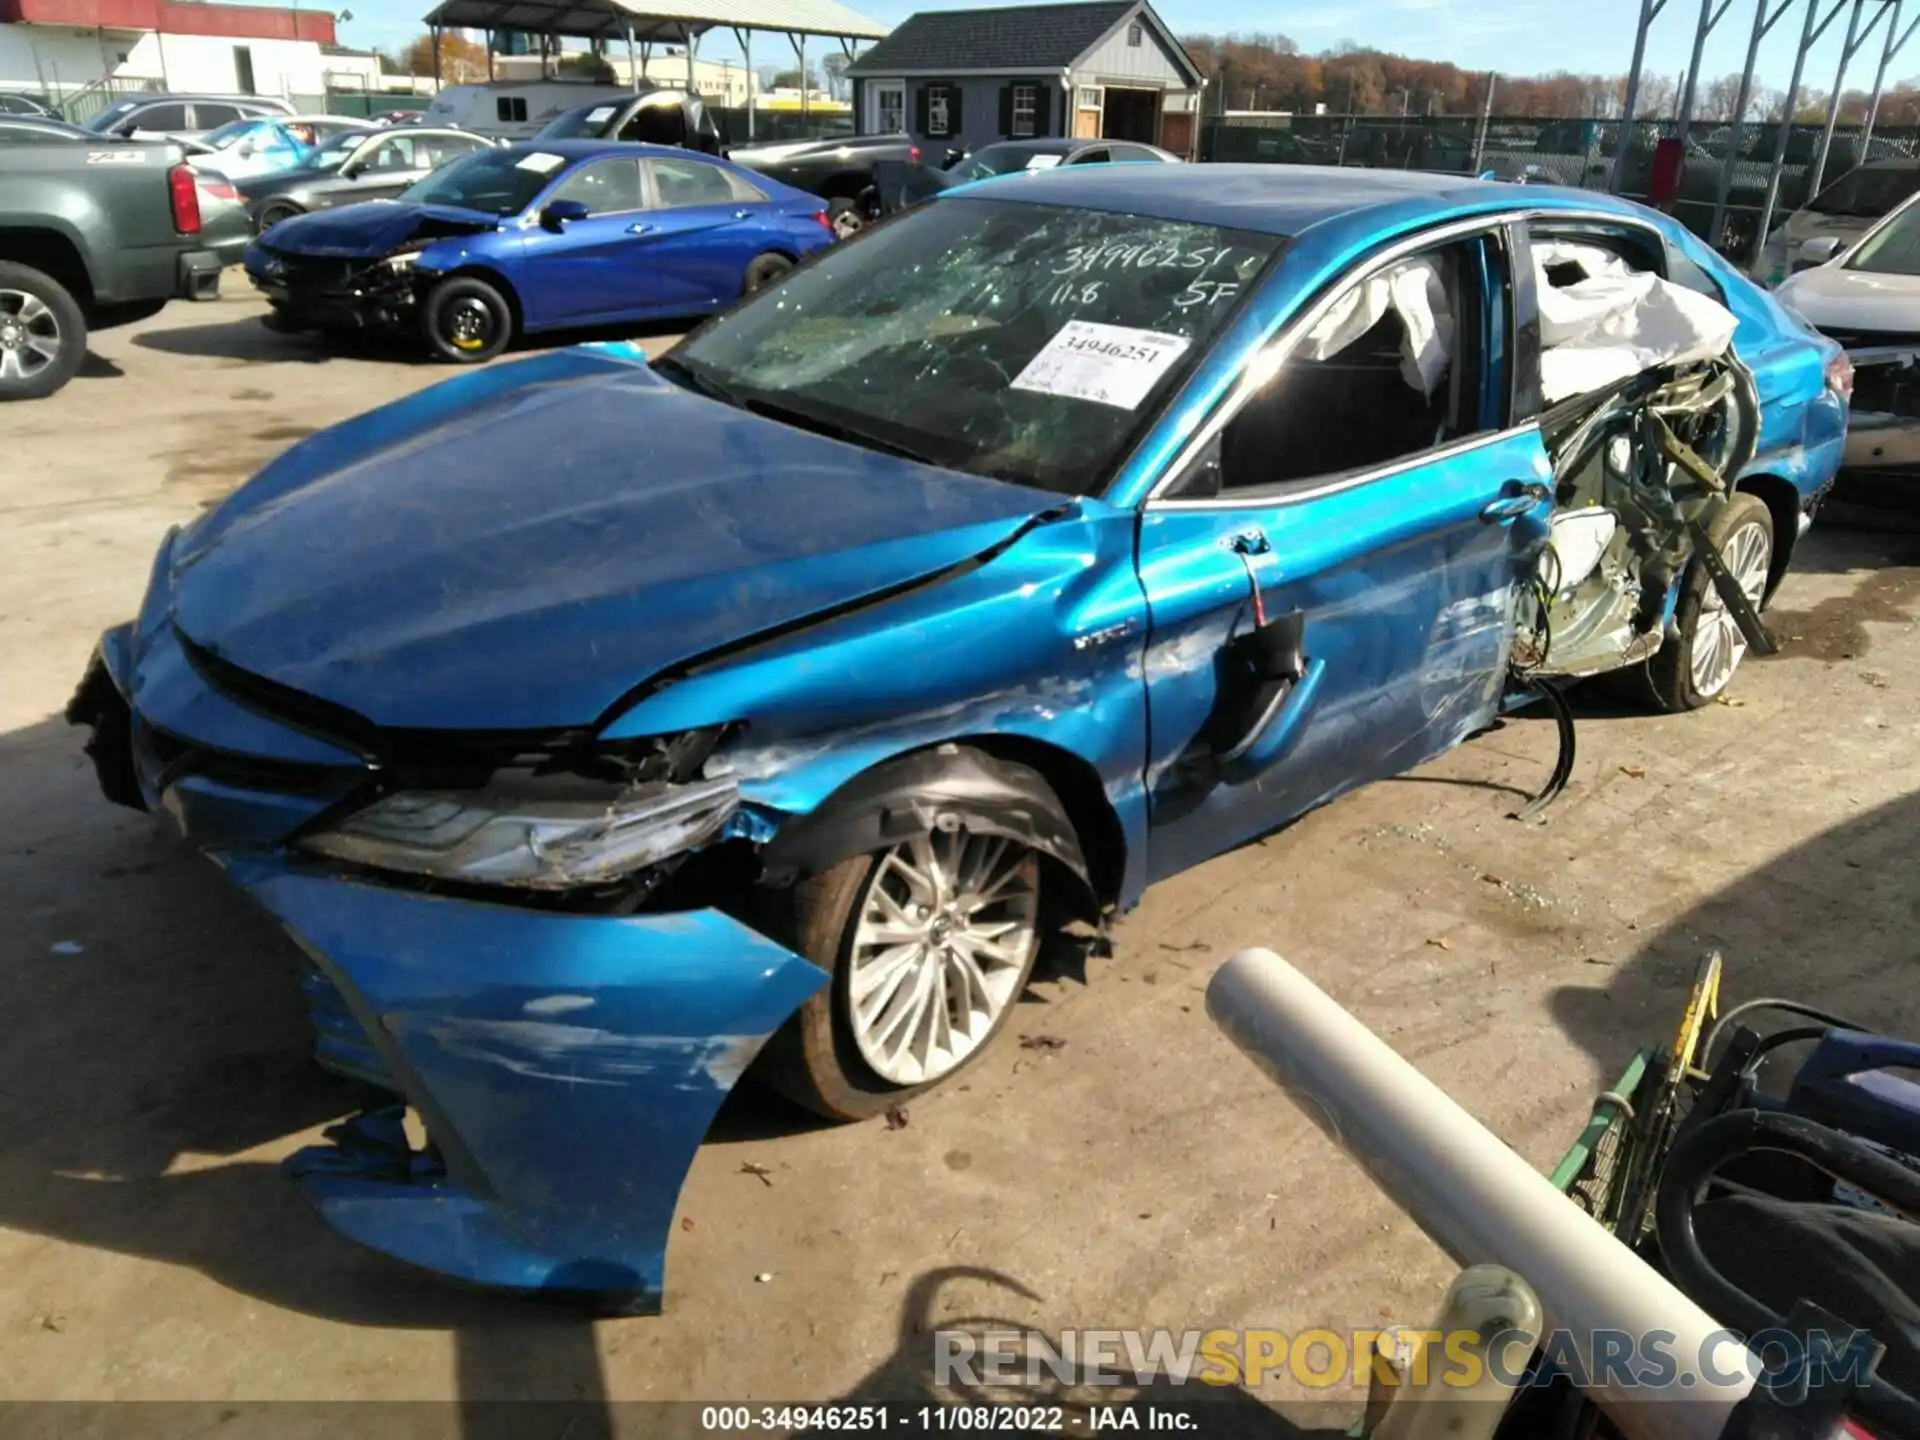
left=1752, top=0, right=1827, bottom=265
left=1808, top=0, right=1865, bottom=198
left=1471, top=72, right=1496, bottom=172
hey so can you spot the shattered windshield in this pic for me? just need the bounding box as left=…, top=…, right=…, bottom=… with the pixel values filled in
left=399, top=148, right=562, bottom=215
left=1810, top=165, right=1920, bottom=219
left=1846, top=197, right=1920, bottom=274
left=663, top=197, right=1279, bottom=495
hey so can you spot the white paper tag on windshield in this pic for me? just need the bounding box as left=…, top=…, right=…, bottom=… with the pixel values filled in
left=516, top=151, right=565, bottom=173
left=586, top=106, right=616, bottom=124
left=1025, top=153, right=1062, bottom=169
left=1011, top=320, right=1190, bottom=410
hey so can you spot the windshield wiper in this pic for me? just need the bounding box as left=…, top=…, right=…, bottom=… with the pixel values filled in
left=737, top=393, right=945, bottom=468
left=652, top=353, right=745, bottom=408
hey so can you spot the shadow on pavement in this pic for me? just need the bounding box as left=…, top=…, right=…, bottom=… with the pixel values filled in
left=1550, top=786, right=1920, bottom=1075
left=132, top=313, right=689, bottom=367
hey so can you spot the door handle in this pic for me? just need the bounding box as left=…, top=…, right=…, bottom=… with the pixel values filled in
left=732, top=209, right=752, bottom=219
left=1479, top=483, right=1551, bottom=522
left=627, top=222, right=652, bottom=235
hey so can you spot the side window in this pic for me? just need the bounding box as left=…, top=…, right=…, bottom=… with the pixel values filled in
left=1205, top=237, right=1491, bottom=495
left=363, top=138, right=416, bottom=171
left=549, top=157, right=645, bottom=215
left=648, top=157, right=737, bottom=208
left=419, top=135, right=482, bottom=167
left=133, top=103, right=189, bottom=132
left=192, top=103, right=242, bottom=129
left=496, top=97, right=529, bottom=123
left=1108, top=145, right=1160, bottom=163
left=1664, top=239, right=1729, bottom=304
left=620, top=102, right=687, bottom=147
left=1070, top=147, right=1109, bottom=165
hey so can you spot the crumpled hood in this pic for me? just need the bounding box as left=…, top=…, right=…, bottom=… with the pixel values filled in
left=256, top=201, right=498, bottom=258
left=1777, top=263, right=1920, bottom=334
left=168, top=349, right=1052, bottom=733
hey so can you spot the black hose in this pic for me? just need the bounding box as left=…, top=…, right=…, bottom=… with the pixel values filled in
left=1704, top=999, right=1865, bottom=1070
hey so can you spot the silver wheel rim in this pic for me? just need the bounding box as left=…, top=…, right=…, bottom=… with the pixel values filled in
left=1689, top=518, right=1772, bottom=698
left=847, top=829, right=1040, bottom=1087
left=0, top=289, right=61, bottom=382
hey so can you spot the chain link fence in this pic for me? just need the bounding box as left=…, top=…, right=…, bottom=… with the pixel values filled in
left=1200, top=113, right=1920, bottom=262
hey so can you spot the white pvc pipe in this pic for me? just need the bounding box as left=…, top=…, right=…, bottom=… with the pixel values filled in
left=1206, top=948, right=1757, bottom=1440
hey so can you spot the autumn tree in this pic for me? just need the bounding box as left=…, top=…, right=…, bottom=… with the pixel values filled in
left=399, top=32, right=489, bottom=83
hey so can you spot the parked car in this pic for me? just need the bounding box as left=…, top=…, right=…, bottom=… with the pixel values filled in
left=417, top=80, right=636, bottom=140
left=724, top=131, right=927, bottom=236
left=532, top=89, right=722, bottom=152
left=81, top=93, right=294, bottom=142
left=0, top=115, right=100, bottom=144
left=878, top=136, right=1178, bottom=214
left=181, top=115, right=375, bottom=181
left=1776, top=188, right=1920, bottom=520
left=0, top=136, right=227, bottom=398
left=243, top=140, right=836, bottom=360
left=1754, top=159, right=1920, bottom=286
left=236, top=125, right=496, bottom=230
left=0, top=92, right=54, bottom=117
left=72, top=166, right=1844, bottom=1311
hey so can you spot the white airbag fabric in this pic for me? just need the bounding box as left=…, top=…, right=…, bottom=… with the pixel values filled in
left=1300, top=256, right=1455, bottom=394
left=1535, top=240, right=1738, bottom=403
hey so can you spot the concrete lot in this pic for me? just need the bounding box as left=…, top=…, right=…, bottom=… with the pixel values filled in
left=3, top=289, right=1919, bottom=1428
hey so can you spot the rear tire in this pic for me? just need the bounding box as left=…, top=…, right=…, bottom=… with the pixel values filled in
left=743, top=252, right=794, bottom=293
left=421, top=275, right=512, bottom=364
left=1640, top=493, right=1775, bottom=712
left=255, top=201, right=304, bottom=232
left=0, top=260, right=86, bottom=402
left=826, top=195, right=866, bottom=239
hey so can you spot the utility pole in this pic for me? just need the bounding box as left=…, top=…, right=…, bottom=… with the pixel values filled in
left=1471, top=71, right=1497, bottom=172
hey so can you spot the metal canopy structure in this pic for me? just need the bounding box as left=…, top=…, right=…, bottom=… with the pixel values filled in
left=1618, top=0, right=1920, bottom=256
left=418, top=0, right=890, bottom=139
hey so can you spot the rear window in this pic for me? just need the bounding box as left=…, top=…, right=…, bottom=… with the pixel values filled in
left=1809, top=165, right=1920, bottom=219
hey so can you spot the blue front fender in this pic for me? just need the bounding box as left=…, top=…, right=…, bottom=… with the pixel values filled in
left=223, top=858, right=827, bottom=1313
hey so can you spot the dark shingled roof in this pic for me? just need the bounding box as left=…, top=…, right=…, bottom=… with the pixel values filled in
left=848, top=1, right=1134, bottom=75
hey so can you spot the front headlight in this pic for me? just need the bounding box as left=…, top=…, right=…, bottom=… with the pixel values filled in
left=381, top=250, right=421, bottom=271
left=300, top=776, right=739, bottom=890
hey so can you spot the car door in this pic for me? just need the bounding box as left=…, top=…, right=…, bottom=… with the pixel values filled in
left=123, top=101, right=189, bottom=140
left=638, top=156, right=771, bottom=309
left=1136, top=219, right=1553, bottom=884
left=516, top=155, right=656, bottom=326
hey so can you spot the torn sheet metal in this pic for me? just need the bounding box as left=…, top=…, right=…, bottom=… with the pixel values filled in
left=1299, top=255, right=1455, bottom=394
left=224, top=857, right=827, bottom=1313
left=1534, top=241, right=1740, bottom=404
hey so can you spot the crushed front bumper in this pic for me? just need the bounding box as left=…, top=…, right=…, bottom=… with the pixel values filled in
left=247, top=256, right=419, bottom=331
left=72, top=609, right=830, bottom=1312
left=228, top=860, right=826, bottom=1313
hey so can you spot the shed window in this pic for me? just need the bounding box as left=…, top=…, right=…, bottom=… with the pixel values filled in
left=496, top=96, right=529, bottom=122
left=927, top=85, right=951, bottom=136
left=1127, top=21, right=1143, bottom=45
left=1011, top=84, right=1037, bottom=138
left=1077, top=86, right=1102, bottom=109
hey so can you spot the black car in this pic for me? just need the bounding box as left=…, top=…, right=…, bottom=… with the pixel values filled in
left=533, top=90, right=722, bottom=152
left=236, top=126, right=495, bottom=231
left=0, top=93, right=55, bottom=118
left=724, top=132, right=929, bottom=236
left=876, top=137, right=1178, bottom=215
left=0, top=116, right=96, bottom=143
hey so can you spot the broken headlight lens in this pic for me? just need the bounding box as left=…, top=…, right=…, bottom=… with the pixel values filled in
left=298, top=777, right=739, bottom=890
left=381, top=251, right=422, bottom=271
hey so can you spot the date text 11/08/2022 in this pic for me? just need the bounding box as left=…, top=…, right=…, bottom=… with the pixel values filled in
left=697, top=1405, right=1202, bottom=1431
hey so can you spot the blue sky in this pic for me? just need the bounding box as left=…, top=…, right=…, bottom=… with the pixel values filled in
left=336, top=0, right=1919, bottom=105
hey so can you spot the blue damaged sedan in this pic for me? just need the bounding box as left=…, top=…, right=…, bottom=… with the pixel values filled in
left=71, top=165, right=1846, bottom=1312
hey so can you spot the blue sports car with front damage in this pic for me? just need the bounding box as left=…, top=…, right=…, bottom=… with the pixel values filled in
left=74, top=165, right=1848, bottom=1313
left=243, top=139, right=836, bottom=362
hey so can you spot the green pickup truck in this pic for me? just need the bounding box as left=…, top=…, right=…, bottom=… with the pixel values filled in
left=0, top=135, right=234, bottom=400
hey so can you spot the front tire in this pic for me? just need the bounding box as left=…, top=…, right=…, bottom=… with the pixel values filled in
left=0, top=261, right=86, bottom=401
left=744, top=252, right=794, bottom=293
left=255, top=201, right=304, bottom=232
left=761, top=821, right=1047, bottom=1122
left=1643, top=492, right=1775, bottom=711
left=421, top=275, right=512, bottom=364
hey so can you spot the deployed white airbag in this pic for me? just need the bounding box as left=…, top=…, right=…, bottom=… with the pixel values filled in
left=1536, top=240, right=1738, bottom=403
left=1300, top=256, right=1455, bottom=395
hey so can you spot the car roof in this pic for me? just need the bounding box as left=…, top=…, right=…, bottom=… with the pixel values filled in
left=947, top=162, right=1648, bottom=238
left=502, top=138, right=720, bottom=161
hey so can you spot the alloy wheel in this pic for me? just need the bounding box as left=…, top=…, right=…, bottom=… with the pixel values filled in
left=832, top=208, right=865, bottom=239
left=1688, top=518, right=1772, bottom=698
left=0, top=289, right=61, bottom=383
left=847, top=830, right=1040, bottom=1086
